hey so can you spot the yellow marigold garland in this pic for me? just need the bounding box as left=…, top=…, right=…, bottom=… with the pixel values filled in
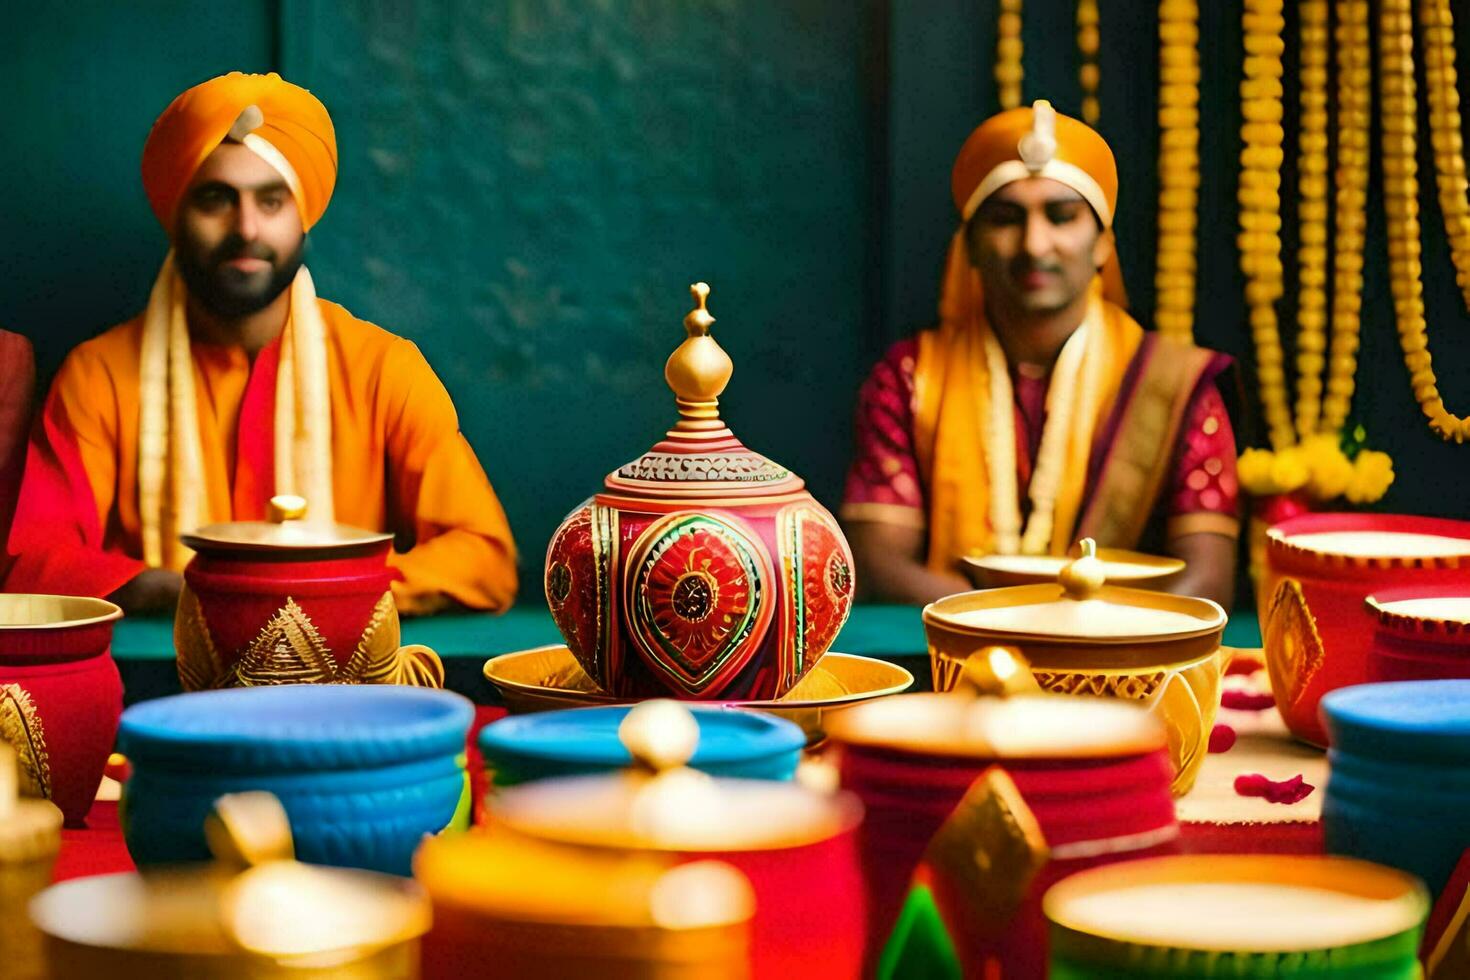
left=997, top=0, right=1024, bottom=110
left=1154, top=0, right=1200, bottom=343
left=1321, top=0, right=1372, bottom=435
left=1235, top=0, right=1394, bottom=502
left=1293, top=0, right=1329, bottom=440
left=1420, top=0, right=1470, bottom=311
left=1077, top=0, right=1101, bottom=124
left=1238, top=0, right=1292, bottom=452
left=1380, top=0, right=1470, bottom=443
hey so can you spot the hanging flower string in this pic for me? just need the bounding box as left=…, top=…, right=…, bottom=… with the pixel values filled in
left=1154, top=0, right=1200, bottom=343
left=1077, top=0, right=1101, bottom=124
left=997, top=0, right=1024, bottom=110
left=1421, top=0, right=1470, bottom=311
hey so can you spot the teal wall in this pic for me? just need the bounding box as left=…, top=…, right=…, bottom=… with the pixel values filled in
left=5, top=1, right=1470, bottom=604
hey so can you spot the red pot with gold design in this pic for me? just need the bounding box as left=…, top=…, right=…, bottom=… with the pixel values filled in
left=1365, top=588, right=1470, bottom=683
left=0, top=594, right=123, bottom=826
left=544, top=283, right=856, bottom=701
left=174, top=495, right=442, bottom=690
left=1260, top=513, right=1470, bottom=746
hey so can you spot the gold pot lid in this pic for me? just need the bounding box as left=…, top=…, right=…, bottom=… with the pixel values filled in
left=928, top=539, right=1225, bottom=642
left=490, top=700, right=859, bottom=852
left=29, top=792, right=429, bottom=962
left=180, top=495, right=393, bottom=553
left=1271, top=528, right=1470, bottom=559
left=1366, top=594, right=1470, bottom=629
left=963, top=547, right=1184, bottom=584
left=826, top=691, right=1167, bottom=760
left=601, top=283, right=805, bottom=501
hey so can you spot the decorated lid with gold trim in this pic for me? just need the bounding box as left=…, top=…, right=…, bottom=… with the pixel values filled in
left=489, top=700, right=859, bottom=852
left=181, top=494, right=393, bottom=553
left=602, top=283, right=804, bottom=500
left=927, top=539, right=1225, bottom=643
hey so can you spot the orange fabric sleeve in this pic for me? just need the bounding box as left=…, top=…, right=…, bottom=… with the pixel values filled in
left=378, top=339, right=518, bottom=615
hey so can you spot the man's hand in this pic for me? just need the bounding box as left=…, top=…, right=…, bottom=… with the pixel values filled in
left=109, top=568, right=184, bottom=613
left=846, top=519, right=971, bottom=605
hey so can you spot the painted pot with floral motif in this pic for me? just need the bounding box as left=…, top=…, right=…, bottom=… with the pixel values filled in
left=544, top=284, right=856, bottom=701
left=0, top=594, right=123, bottom=827
left=174, top=494, right=442, bottom=690
left=1260, top=513, right=1470, bottom=746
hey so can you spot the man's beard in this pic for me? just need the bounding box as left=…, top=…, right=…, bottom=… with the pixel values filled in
left=175, top=233, right=305, bottom=318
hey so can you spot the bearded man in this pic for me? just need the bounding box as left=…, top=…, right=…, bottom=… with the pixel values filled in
left=5, top=72, right=517, bottom=615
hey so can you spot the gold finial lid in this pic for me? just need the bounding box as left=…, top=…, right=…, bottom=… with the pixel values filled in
left=181, top=494, right=393, bottom=554
left=664, top=283, right=734, bottom=426
left=0, top=744, right=63, bottom=864
left=955, top=646, right=1042, bottom=698
left=603, top=281, right=804, bottom=497
left=1059, top=538, right=1107, bottom=599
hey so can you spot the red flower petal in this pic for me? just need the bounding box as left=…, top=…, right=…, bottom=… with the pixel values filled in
left=1233, top=772, right=1315, bottom=805
left=1209, top=723, right=1237, bottom=753
left=1221, top=689, right=1277, bottom=711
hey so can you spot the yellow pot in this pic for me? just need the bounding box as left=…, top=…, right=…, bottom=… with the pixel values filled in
left=924, top=540, right=1227, bottom=795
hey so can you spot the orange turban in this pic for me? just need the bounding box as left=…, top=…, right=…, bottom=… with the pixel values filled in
left=942, top=99, right=1127, bottom=311
left=950, top=100, right=1118, bottom=228
left=141, top=72, right=337, bottom=232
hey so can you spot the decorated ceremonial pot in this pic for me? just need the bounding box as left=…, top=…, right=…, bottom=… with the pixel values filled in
left=1260, top=513, right=1470, bottom=746
left=175, top=494, right=443, bottom=690
left=1043, top=855, right=1429, bottom=979
left=0, top=593, right=123, bottom=827
left=1365, top=588, right=1470, bottom=683
left=1322, top=680, right=1470, bottom=903
left=543, top=283, right=856, bottom=702
left=31, top=792, right=430, bottom=978
left=484, top=700, right=866, bottom=980
left=416, top=829, right=754, bottom=979
left=827, top=683, right=1179, bottom=977
left=924, top=540, right=1228, bottom=794
left=118, top=685, right=473, bottom=876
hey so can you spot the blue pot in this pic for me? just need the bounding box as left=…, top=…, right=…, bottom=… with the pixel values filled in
left=478, top=704, right=805, bottom=786
left=119, top=685, right=473, bottom=876
left=1322, top=679, right=1470, bottom=898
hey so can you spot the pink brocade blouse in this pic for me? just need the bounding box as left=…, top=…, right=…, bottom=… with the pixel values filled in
left=841, top=337, right=1240, bottom=541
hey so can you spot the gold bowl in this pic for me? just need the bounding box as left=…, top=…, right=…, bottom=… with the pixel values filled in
left=483, top=647, right=912, bottom=745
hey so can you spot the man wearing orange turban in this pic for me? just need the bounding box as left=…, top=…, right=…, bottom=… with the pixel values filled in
left=841, top=101, right=1238, bottom=606
left=5, top=72, right=518, bottom=615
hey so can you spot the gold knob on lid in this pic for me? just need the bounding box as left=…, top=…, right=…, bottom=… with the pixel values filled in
left=665, top=282, right=734, bottom=427
left=1059, top=538, right=1107, bottom=599
left=205, top=791, right=296, bottom=869
left=619, top=699, right=700, bottom=773
left=957, top=646, right=1041, bottom=698
left=267, top=494, right=308, bottom=524
left=0, top=744, right=63, bottom=864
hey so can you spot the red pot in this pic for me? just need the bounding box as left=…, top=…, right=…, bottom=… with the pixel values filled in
left=544, top=284, right=855, bottom=702
left=828, top=694, right=1178, bottom=977
left=175, top=496, right=441, bottom=689
left=1260, top=513, right=1470, bottom=745
left=1366, top=587, right=1470, bottom=683
left=0, top=595, right=122, bottom=826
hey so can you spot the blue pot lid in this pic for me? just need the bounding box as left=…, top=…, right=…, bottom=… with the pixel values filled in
left=1321, top=680, right=1470, bottom=765
left=479, top=704, right=804, bottom=771
left=119, top=686, right=474, bottom=773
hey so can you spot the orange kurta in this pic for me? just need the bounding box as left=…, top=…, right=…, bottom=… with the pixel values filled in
left=5, top=299, right=517, bottom=615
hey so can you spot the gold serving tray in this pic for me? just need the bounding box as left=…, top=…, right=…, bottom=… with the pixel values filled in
left=483, top=647, right=913, bottom=745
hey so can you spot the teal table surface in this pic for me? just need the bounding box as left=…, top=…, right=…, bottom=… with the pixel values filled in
left=112, top=603, right=1264, bottom=660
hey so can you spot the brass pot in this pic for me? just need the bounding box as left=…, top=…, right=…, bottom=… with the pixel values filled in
left=924, top=540, right=1228, bottom=795
left=29, top=792, right=429, bottom=978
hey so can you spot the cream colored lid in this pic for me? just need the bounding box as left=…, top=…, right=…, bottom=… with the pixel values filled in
left=1044, top=855, right=1428, bottom=952
left=928, top=539, right=1225, bottom=641
left=966, top=549, right=1183, bottom=582
left=181, top=495, right=392, bottom=553
left=826, top=692, right=1166, bottom=759
left=1283, top=530, right=1470, bottom=558
left=491, top=701, right=857, bottom=852
left=1373, top=596, right=1470, bottom=624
